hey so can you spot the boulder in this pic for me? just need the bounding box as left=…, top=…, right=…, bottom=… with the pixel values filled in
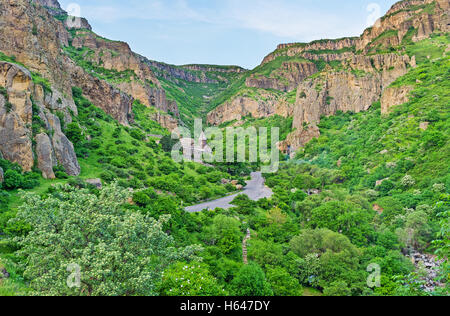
left=419, top=122, right=430, bottom=131
left=0, top=167, right=4, bottom=183
left=376, top=178, right=389, bottom=187
left=36, top=133, right=56, bottom=179
left=86, top=178, right=102, bottom=189
left=52, top=132, right=81, bottom=176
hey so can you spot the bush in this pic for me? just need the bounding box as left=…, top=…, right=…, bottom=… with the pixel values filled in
left=3, top=170, right=23, bottom=190
left=65, top=123, right=84, bottom=145
left=129, top=128, right=145, bottom=141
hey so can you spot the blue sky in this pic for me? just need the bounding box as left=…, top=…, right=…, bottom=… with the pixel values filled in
left=59, top=0, right=398, bottom=69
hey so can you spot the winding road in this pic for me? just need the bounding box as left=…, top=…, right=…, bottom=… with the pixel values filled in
left=185, top=172, right=273, bottom=212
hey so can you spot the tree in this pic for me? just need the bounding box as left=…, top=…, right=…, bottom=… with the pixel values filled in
left=231, top=263, right=273, bottom=296
left=12, top=183, right=202, bottom=296
left=206, top=215, right=242, bottom=255
left=396, top=211, right=432, bottom=251
left=308, top=201, right=375, bottom=245
left=3, top=169, right=23, bottom=190
left=290, top=229, right=360, bottom=259
left=159, top=262, right=225, bottom=296
left=266, top=267, right=303, bottom=296
left=293, top=174, right=319, bottom=190
left=323, top=281, right=352, bottom=296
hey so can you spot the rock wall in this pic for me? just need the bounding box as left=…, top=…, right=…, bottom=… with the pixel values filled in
left=0, top=61, right=79, bottom=176
left=207, top=92, right=293, bottom=126
left=246, top=62, right=318, bottom=92
left=381, top=85, right=414, bottom=114
left=71, top=30, right=180, bottom=120
left=358, top=0, right=449, bottom=52
left=292, top=54, right=415, bottom=130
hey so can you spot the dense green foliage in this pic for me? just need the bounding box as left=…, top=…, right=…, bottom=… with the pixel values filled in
left=0, top=10, right=448, bottom=296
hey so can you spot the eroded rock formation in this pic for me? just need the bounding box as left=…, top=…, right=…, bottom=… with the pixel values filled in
left=71, top=30, right=180, bottom=119
left=207, top=91, right=294, bottom=126
left=0, top=61, right=79, bottom=176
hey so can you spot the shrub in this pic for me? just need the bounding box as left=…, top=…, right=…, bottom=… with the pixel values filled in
left=401, top=175, right=416, bottom=188
left=3, top=170, right=23, bottom=190
left=55, top=171, right=69, bottom=179
left=129, top=128, right=144, bottom=141
left=65, top=123, right=84, bottom=145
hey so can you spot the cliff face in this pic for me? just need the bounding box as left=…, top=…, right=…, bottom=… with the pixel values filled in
left=246, top=62, right=318, bottom=92
left=207, top=91, right=294, bottom=126
left=147, top=61, right=219, bottom=84
left=292, top=54, right=415, bottom=130
left=0, top=61, right=79, bottom=177
left=358, top=0, right=449, bottom=52
left=0, top=0, right=177, bottom=177
left=70, top=30, right=180, bottom=119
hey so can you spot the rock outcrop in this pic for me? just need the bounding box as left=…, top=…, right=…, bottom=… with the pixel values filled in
left=0, top=62, right=34, bottom=172
left=36, top=133, right=56, bottom=179
left=152, top=112, right=179, bottom=131
left=32, top=0, right=66, bottom=17
left=358, top=0, right=449, bottom=52
left=207, top=92, right=293, bottom=126
left=70, top=30, right=179, bottom=119
left=246, top=62, right=318, bottom=92
left=381, top=85, right=413, bottom=114
left=279, top=125, right=321, bottom=156
left=0, top=61, right=79, bottom=176
left=0, top=167, right=4, bottom=183
left=69, top=64, right=134, bottom=126
left=52, top=131, right=80, bottom=176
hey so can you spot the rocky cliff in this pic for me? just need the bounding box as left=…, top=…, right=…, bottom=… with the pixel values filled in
left=207, top=90, right=294, bottom=126
left=70, top=30, right=179, bottom=118
left=0, top=0, right=136, bottom=126
left=0, top=0, right=178, bottom=177
left=0, top=61, right=79, bottom=177
left=292, top=53, right=415, bottom=130
left=246, top=61, right=318, bottom=92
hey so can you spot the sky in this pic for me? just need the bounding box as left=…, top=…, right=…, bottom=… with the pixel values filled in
left=59, top=0, right=399, bottom=69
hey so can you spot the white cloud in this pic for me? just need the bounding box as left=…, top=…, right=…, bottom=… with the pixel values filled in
left=75, top=0, right=210, bottom=24
left=71, top=0, right=368, bottom=41
left=220, top=0, right=365, bottom=40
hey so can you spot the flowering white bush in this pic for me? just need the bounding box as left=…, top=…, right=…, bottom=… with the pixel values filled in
left=401, top=175, right=416, bottom=187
